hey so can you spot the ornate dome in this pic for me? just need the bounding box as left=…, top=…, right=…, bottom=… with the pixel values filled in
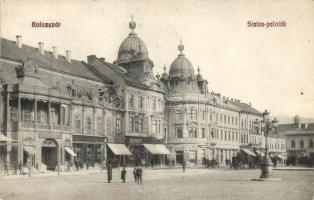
left=117, top=17, right=149, bottom=63
left=169, top=41, right=195, bottom=79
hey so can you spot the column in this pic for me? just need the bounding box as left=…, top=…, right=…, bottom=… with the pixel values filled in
left=34, top=98, right=38, bottom=127
left=48, top=100, right=51, bottom=131
left=6, top=92, right=10, bottom=129
left=17, top=94, right=21, bottom=125
left=92, top=107, right=96, bottom=135
left=82, top=105, right=85, bottom=135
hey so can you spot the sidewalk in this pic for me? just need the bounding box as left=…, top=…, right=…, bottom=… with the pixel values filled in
left=273, top=166, right=314, bottom=171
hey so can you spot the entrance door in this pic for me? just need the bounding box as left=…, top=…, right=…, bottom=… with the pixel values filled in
left=176, top=150, right=184, bottom=164
left=42, top=147, right=57, bottom=170
left=41, top=139, right=58, bottom=170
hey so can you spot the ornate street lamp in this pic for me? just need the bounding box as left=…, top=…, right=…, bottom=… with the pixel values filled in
left=256, top=110, right=278, bottom=179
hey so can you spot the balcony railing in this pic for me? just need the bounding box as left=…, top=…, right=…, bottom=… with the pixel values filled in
left=21, top=122, right=35, bottom=128
left=37, top=124, right=50, bottom=129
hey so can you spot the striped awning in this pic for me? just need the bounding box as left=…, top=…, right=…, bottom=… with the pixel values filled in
left=107, top=143, right=132, bottom=155
left=143, top=144, right=170, bottom=155
left=64, top=147, right=77, bottom=156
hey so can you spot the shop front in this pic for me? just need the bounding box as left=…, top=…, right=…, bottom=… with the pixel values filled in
left=106, top=143, right=132, bottom=167
left=72, top=135, right=106, bottom=167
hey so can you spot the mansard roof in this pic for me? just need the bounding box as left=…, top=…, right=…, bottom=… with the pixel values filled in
left=1, top=38, right=111, bottom=84
left=277, top=123, right=314, bottom=133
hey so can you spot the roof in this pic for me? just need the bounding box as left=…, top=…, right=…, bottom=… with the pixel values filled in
left=228, top=100, right=262, bottom=116
left=99, top=59, right=150, bottom=89
left=277, top=123, right=314, bottom=133
left=1, top=38, right=111, bottom=83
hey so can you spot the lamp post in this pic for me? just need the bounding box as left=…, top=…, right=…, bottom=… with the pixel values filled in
left=254, top=110, right=278, bottom=179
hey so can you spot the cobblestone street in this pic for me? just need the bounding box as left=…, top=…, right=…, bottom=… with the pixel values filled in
left=0, top=168, right=313, bottom=200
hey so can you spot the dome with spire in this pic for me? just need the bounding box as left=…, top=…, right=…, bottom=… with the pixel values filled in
left=169, top=40, right=195, bottom=80
left=117, top=16, right=149, bottom=64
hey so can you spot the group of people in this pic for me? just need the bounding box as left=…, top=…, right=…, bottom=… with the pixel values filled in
left=3, top=160, right=32, bottom=177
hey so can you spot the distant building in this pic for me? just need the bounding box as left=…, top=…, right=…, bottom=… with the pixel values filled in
left=277, top=116, right=314, bottom=165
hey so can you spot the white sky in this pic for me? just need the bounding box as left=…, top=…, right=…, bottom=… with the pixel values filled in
left=1, top=0, right=314, bottom=118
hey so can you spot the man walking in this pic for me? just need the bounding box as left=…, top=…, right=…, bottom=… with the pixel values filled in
left=4, top=161, right=9, bottom=176
left=107, top=162, right=112, bottom=183
left=18, top=161, right=23, bottom=175
left=133, top=167, right=137, bottom=183
left=136, top=166, right=143, bottom=185
left=182, top=160, right=186, bottom=173
left=121, top=167, right=126, bottom=183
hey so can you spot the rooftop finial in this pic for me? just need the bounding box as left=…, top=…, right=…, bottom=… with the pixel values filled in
left=197, top=66, right=200, bottom=74
left=178, top=39, right=184, bottom=55
left=129, top=15, right=136, bottom=32
left=163, top=64, right=166, bottom=72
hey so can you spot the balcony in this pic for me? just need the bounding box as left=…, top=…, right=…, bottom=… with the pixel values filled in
left=37, top=124, right=50, bottom=129
left=167, top=137, right=207, bottom=144
left=21, top=122, right=35, bottom=128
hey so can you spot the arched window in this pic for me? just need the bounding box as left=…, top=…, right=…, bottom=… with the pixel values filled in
left=309, top=140, right=313, bottom=148
left=300, top=140, right=304, bottom=149
left=291, top=140, right=295, bottom=148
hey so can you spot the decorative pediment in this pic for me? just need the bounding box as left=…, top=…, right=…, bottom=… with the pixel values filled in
left=17, top=59, right=39, bottom=78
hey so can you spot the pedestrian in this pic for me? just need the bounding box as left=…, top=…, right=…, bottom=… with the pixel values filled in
left=107, top=162, right=112, bottom=183
left=171, top=159, right=175, bottom=168
left=74, top=158, right=79, bottom=171
left=136, top=166, right=143, bottom=185
left=86, top=159, right=90, bottom=171
left=18, top=161, right=23, bottom=175
left=150, top=158, right=154, bottom=168
left=182, top=160, right=186, bottom=173
left=133, top=167, right=137, bottom=183
left=4, top=161, right=9, bottom=176
left=27, top=160, right=31, bottom=177
left=121, top=167, right=126, bottom=183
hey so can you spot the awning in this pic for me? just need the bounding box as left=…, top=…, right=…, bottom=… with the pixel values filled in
left=156, top=144, right=171, bottom=155
left=23, top=146, right=36, bottom=155
left=0, top=133, right=15, bottom=142
left=64, top=147, right=77, bottom=156
left=255, top=151, right=265, bottom=157
left=107, top=143, right=132, bottom=155
left=143, top=144, right=170, bottom=155
left=241, top=149, right=256, bottom=157
left=143, top=144, right=160, bottom=154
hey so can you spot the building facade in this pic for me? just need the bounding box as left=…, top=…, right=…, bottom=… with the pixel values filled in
left=0, top=18, right=286, bottom=170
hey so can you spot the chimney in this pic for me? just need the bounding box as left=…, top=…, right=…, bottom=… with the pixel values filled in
left=65, top=50, right=71, bottom=63
left=87, top=55, right=97, bottom=64
left=223, top=96, right=225, bottom=100
left=249, top=102, right=252, bottom=106
left=38, top=42, right=44, bottom=55
left=227, top=97, right=230, bottom=101
left=100, top=57, right=105, bottom=62
left=52, top=46, right=58, bottom=59
left=231, top=98, right=233, bottom=101
left=16, top=35, right=22, bottom=48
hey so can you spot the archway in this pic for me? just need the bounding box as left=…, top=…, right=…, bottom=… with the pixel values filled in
left=41, top=139, right=58, bottom=170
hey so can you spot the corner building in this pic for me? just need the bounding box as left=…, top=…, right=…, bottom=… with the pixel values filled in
left=0, top=18, right=286, bottom=170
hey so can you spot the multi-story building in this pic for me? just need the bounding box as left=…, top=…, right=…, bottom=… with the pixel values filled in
left=277, top=116, right=314, bottom=165
left=0, top=18, right=286, bottom=170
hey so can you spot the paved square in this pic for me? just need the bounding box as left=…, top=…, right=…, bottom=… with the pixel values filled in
left=0, top=168, right=313, bottom=200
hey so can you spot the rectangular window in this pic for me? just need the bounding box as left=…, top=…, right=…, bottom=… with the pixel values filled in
left=152, top=99, right=157, bottom=110
left=224, top=131, right=227, bottom=141
left=138, top=118, right=143, bottom=133
left=96, top=117, right=102, bottom=134
left=87, top=116, right=92, bottom=131
left=116, top=118, right=121, bottom=133
left=10, top=106, right=18, bottom=123
left=209, top=114, right=212, bottom=121
left=177, top=113, right=183, bottom=120
left=228, top=116, right=230, bottom=124
left=75, top=116, right=81, bottom=130
left=188, top=110, right=192, bottom=120
left=138, top=96, right=144, bottom=109
left=224, top=115, right=226, bottom=123
left=202, top=128, right=205, bottom=138
left=152, top=120, right=157, bottom=134
left=129, top=95, right=134, bottom=108
left=202, top=111, right=205, bottom=120
left=176, top=127, right=183, bottom=138
left=189, top=127, right=197, bottom=138
left=129, top=117, right=134, bottom=132
left=192, top=110, right=197, bottom=120
left=235, top=117, right=238, bottom=125
left=220, top=114, right=222, bottom=123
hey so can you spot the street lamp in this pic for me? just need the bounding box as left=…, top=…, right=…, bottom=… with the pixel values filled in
left=255, top=110, right=278, bottom=179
